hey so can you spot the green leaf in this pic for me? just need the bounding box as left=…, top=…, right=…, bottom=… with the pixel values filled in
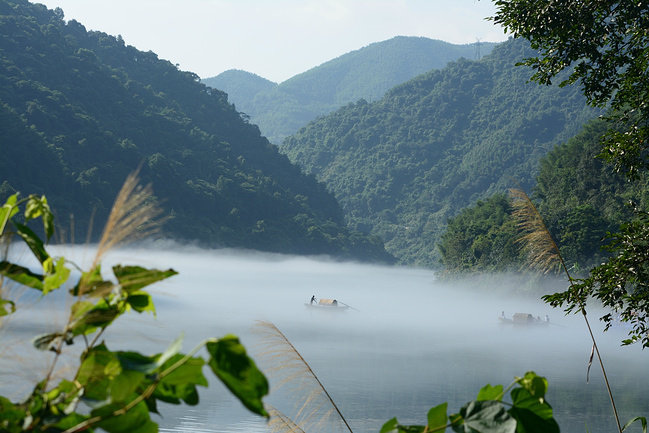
left=113, top=265, right=177, bottom=293
left=111, top=370, right=145, bottom=402
left=0, top=261, right=44, bottom=291
left=77, top=344, right=121, bottom=404
left=427, top=403, right=448, bottom=431
left=92, top=397, right=158, bottom=433
left=43, top=257, right=71, bottom=295
left=24, top=195, right=54, bottom=241
left=71, top=265, right=113, bottom=297
left=0, top=193, right=19, bottom=237
left=52, top=413, right=91, bottom=431
left=508, top=388, right=559, bottom=433
left=0, top=298, right=16, bottom=316
left=207, top=335, right=269, bottom=417
left=452, top=400, right=516, bottom=433
left=380, top=418, right=400, bottom=433
left=127, top=291, right=156, bottom=314
left=116, top=351, right=158, bottom=374
left=14, top=221, right=49, bottom=264
left=0, top=395, right=26, bottom=432
left=70, top=299, right=120, bottom=336
left=477, top=384, right=504, bottom=401
left=622, top=416, right=647, bottom=433
left=516, top=372, right=547, bottom=400
left=154, top=354, right=207, bottom=405
left=32, top=331, right=72, bottom=353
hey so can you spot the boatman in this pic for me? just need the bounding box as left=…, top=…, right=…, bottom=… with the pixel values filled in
left=310, top=295, right=316, bottom=305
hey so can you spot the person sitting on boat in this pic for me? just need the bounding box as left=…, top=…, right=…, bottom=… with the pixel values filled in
left=310, top=295, right=316, bottom=305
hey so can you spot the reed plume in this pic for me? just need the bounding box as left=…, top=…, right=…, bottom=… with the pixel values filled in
left=254, top=320, right=353, bottom=433
left=509, top=186, right=621, bottom=433
left=92, top=169, right=164, bottom=269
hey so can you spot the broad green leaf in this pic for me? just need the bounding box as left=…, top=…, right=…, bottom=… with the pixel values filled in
left=52, top=413, right=91, bottom=431
left=24, top=195, right=54, bottom=241
left=154, top=354, right=207, bottom=405
left=111, top=370, right=145, bottom=402
left=72, top=265, right=113, bottom=297
left=127, top=291, right=156, bottom=314
left=14, top=221, right=49, bottom=264
left=516, top=372, right=547, bottom=399
left=207, top=335, right=268, bottom=417
left=0, top=261, right=44, bottom=291
left=43, top=257, right=71, bottom=295
left=92, top=396, right=158, bottom=433
left=116, top=351, right=158, bottom=374
left=380, top=418, right=400, bottom=433
left=0, top=395, right=26, bottom=432
left=70, top=299, right=120, bottom=336
left=113, top=265, right=177, bottom=293
left=428, top=403, right=448, bottom=431
left=477, top=384, right=504, bottom=401
left=508, top=388, right=559, bottom=433
left=452, top=400, right=516, bottom=433
left=77, top=344, right=121, bottom=404
left=0, top=298, right=16, bottom=316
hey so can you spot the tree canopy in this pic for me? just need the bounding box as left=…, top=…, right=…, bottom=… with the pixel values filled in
left=0, top=0, right=392, bottom=263
left=491, top=0, right=649, bottom=179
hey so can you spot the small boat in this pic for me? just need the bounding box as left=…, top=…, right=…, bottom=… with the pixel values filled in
left=499, top=312, right=549, bottom=327
left=305, top=298, right=350, bottom=311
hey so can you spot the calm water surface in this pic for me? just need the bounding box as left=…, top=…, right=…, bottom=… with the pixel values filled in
left=1, top=244, right=646, bottom=433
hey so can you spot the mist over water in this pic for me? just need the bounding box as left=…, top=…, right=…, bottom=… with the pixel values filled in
left=1, top=242, right=647, bottom=432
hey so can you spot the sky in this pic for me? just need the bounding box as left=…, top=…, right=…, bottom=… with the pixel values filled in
left=36, top=0, right=509, bottom=83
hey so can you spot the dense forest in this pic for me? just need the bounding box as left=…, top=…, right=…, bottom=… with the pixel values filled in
left=0, top=0, right=393, bottom=262
left=438, top=116, right=649, bottom=275
left=203, top=37, right=497, bottom=144
left=281, top=38, right=600, bottom=267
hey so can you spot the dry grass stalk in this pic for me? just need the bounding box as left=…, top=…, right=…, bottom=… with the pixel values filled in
left=509, top=186, right=622, bottom=433
left=267, top=405, right=307, bottom=433
left=509, top=187, right=564, bottom=275
left=254, top=320, right=353, bottom=433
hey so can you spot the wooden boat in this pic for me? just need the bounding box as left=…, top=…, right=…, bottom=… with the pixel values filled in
left=305, top=298, right=350, bottom=311
left=499, top=312, right=549, bottom=327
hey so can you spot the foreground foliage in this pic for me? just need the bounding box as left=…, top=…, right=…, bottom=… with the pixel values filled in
left=381, top=372, right=558, bottom=433
left=0, top=184, right=268, bottom=432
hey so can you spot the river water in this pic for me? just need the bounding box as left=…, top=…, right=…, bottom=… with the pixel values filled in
left=1, top=243, right=647, bottom=432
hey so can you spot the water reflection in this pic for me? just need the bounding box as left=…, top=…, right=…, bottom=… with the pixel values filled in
left=1, top=243, right=647, bottom=433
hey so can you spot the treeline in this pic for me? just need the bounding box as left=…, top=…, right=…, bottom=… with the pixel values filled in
left=0, top=0, right=393, bottom=263
left=439, top=116, right=649, bottom=275
left=203, top=37, right=498, bottom=144
left=281, top=38, right=600, bottom=267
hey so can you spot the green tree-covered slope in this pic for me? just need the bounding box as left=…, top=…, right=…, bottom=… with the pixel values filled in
left=281, top=38, right=600, bottom=267
left=438, top=115, right=649, bottom=275
left=203, top=37, right=498, bottom=144
left=0, top=0, right=392, bottom=262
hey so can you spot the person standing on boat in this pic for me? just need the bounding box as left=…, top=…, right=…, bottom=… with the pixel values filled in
left=310, top=295, right=316, bottom=305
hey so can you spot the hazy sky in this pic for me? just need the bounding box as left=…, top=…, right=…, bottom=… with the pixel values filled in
left=36, top=0, right=508, bottom=83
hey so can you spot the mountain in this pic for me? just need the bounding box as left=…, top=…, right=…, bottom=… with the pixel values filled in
left=202, top=37, right=498, bottom=144
left=0, top=0, right=393, bottom=263
left=281, top=38, right=601, bottom=268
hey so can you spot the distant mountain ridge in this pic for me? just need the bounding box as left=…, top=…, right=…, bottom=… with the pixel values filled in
left=0, top=0, right=393, bottom=262
left=281, top=39, right=601, bottom=267
left=203, top=36, right=498, bottom=144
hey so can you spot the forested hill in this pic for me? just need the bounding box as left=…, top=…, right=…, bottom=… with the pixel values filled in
left=202, top=37, right=498, bottom=144
left=0, top=0, right=393, bottom=262
left=281, top=38, right=601, bottom=267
